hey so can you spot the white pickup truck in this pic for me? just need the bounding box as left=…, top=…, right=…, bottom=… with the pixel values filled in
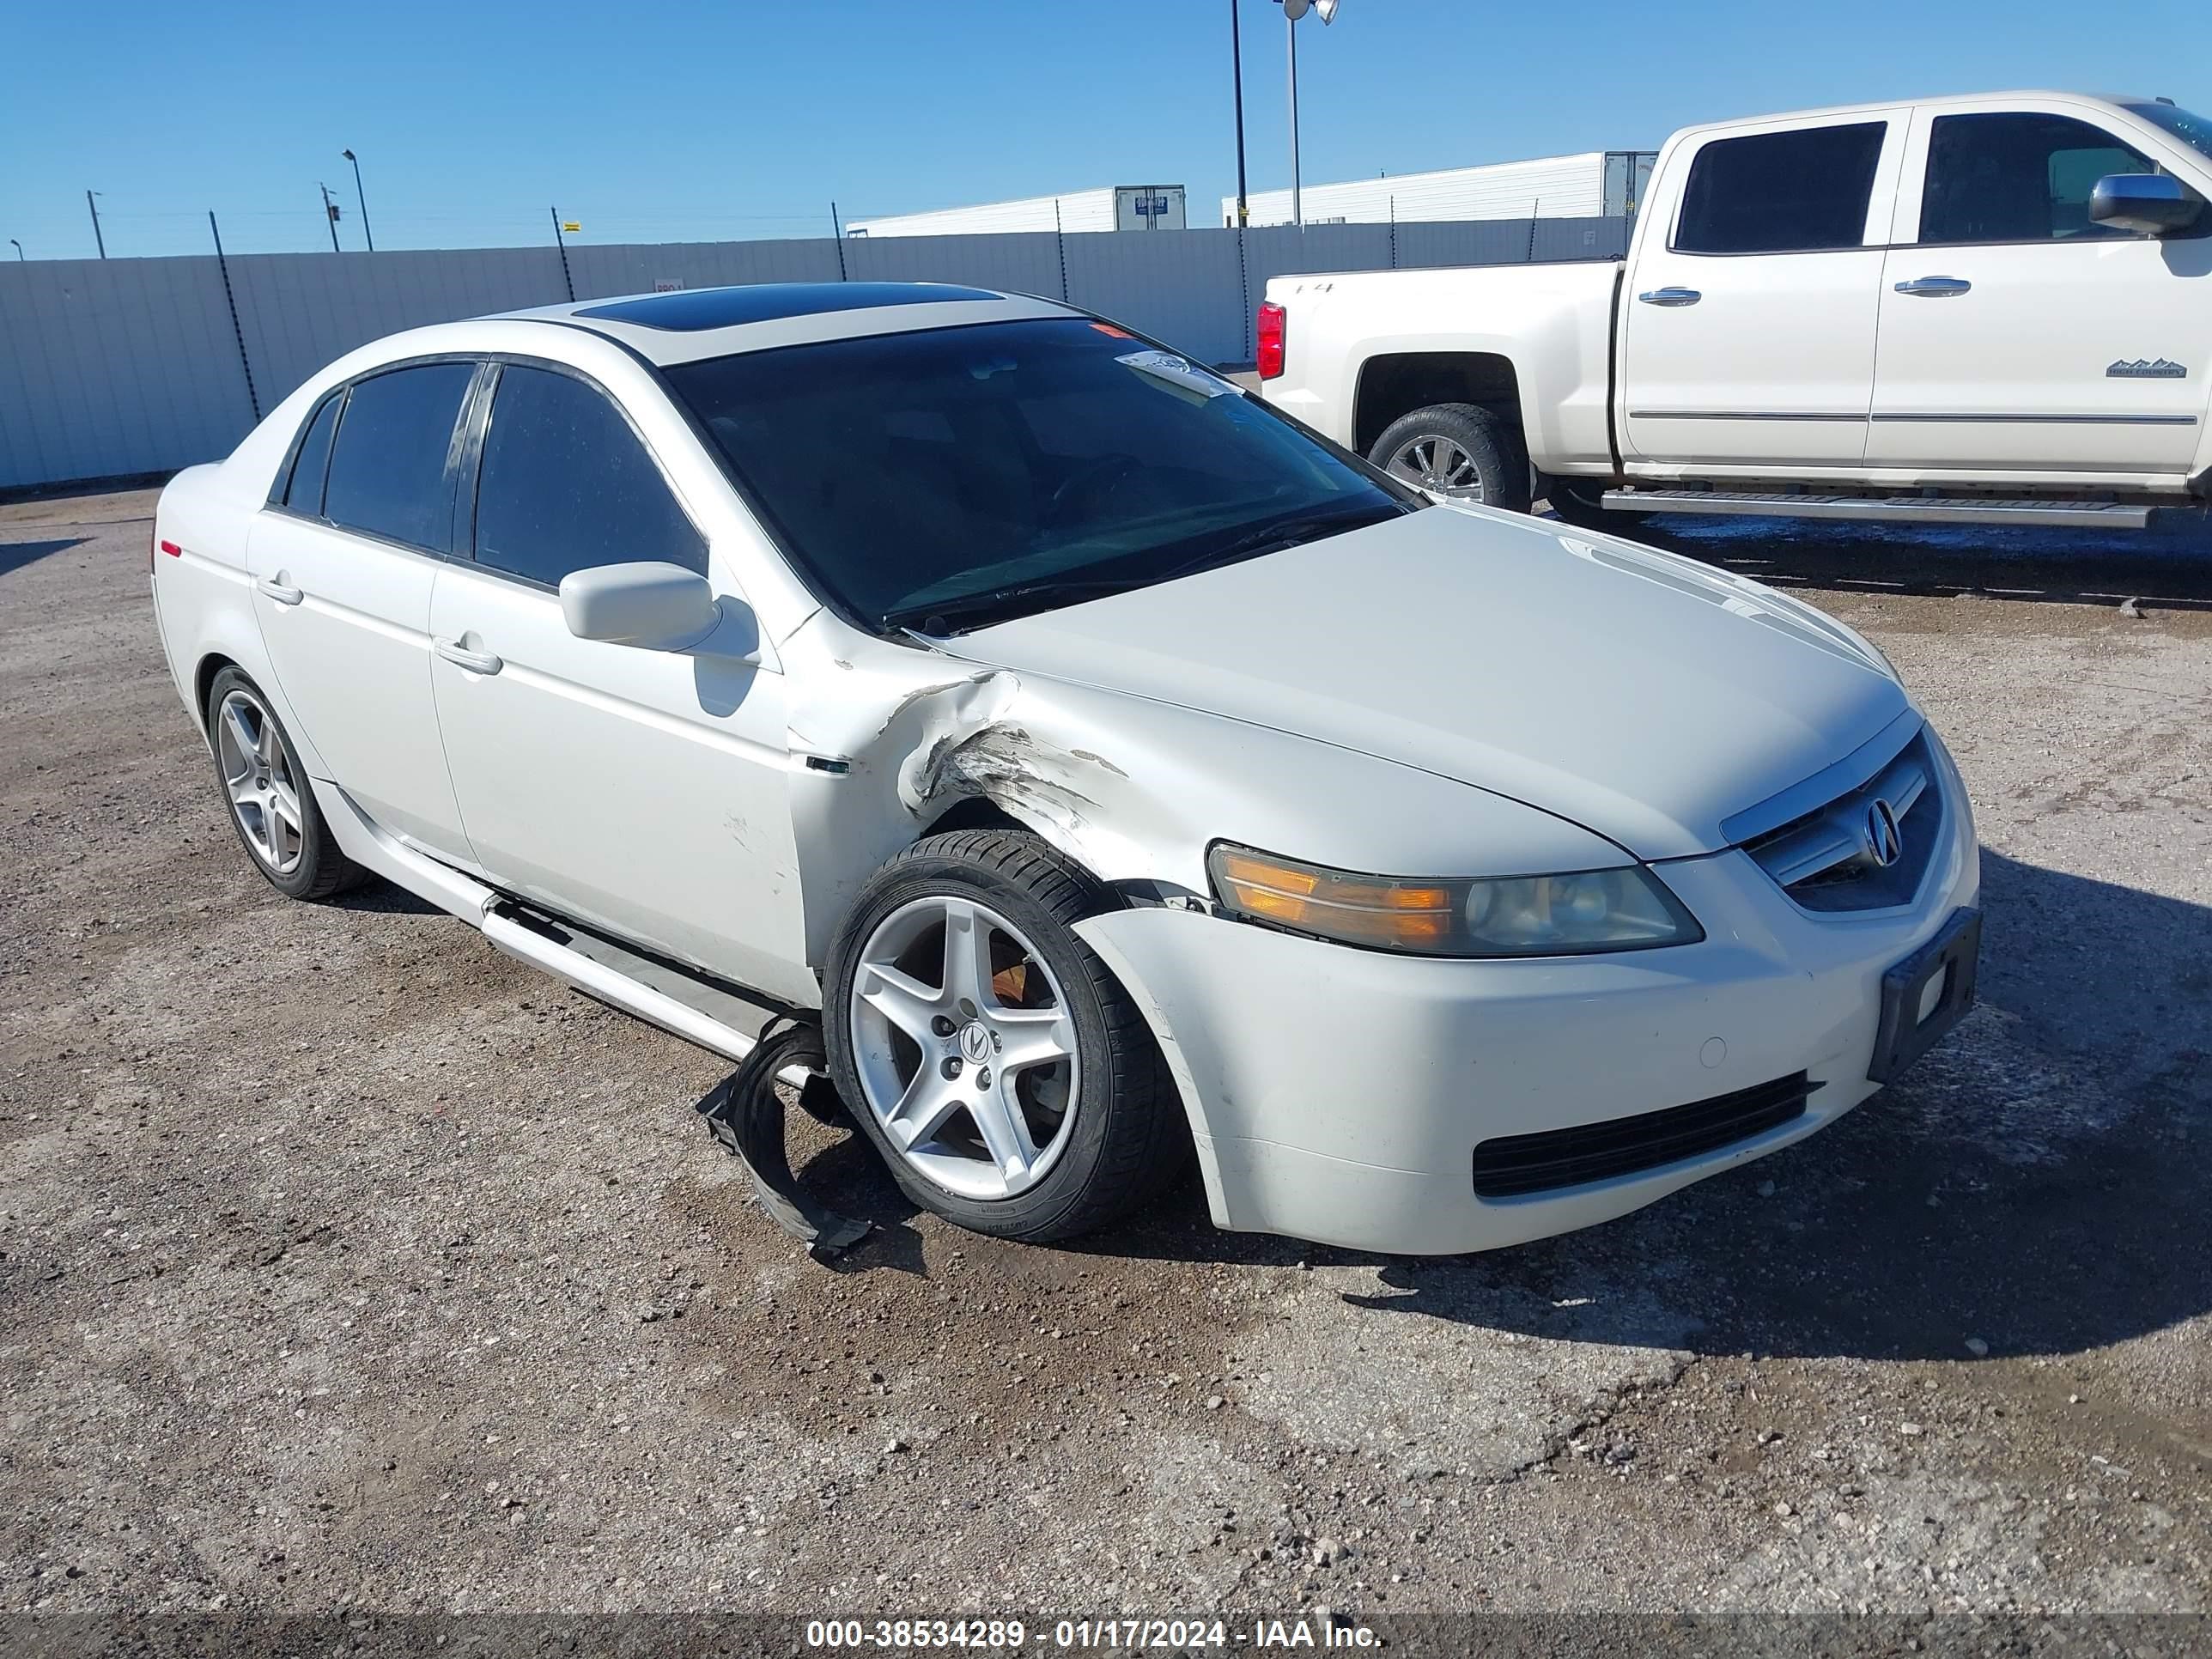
left=1260, top=91, right=2212, bottom=531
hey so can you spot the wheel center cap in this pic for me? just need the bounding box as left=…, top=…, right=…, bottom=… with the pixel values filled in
left=957, top=1021, right=993, bottom=1064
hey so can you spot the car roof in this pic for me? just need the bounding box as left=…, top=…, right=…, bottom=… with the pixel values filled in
left=498, top=280, right=1079, bottom=366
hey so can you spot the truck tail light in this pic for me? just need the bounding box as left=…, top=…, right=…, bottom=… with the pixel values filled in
left=1256, top=301, right=1286, bottom=380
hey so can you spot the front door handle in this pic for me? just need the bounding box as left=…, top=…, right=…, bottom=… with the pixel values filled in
left=255, top=577, right=303, bottom=606
left=434, top=637, right=504, bottom=675
left=1894, top=276, right=1972, bottom=297
left=1637, top=286, right=1702, bottom=307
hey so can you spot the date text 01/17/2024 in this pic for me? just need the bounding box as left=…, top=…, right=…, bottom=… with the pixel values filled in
left=801, top=1618, right=1377, bottom=1650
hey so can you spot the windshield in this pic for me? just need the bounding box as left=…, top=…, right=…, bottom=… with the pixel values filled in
left=2124, top=101, right=2212, bottom=166
left=663, top=318, right=1411, bottom=631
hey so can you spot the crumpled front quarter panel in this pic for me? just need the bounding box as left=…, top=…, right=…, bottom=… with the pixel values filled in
left=777, top=616, right=1628, bottom=969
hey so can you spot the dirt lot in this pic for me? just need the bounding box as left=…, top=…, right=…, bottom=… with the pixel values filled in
left=3, top=493, right=2209, bottom=1641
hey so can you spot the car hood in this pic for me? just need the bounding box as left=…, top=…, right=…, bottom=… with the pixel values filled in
left=939, top=506, right=1912, bottom=860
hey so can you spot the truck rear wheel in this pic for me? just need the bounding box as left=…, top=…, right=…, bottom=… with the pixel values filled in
left=1370, top=404, right=1530, bottom=513
left=1543, top=474, right=1650, bottom=532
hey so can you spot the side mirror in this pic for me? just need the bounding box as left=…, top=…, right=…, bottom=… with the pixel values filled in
left=2089, top=172, right=2204, bottom=235
left=560, top=562, right=727, bottom=653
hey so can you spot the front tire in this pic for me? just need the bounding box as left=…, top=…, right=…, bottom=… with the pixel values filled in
left=1370, top=403, right=1531, bottom=513
left=204, top=667, right=366, bottom=901
left=824, top=830, right=1188, bottom=1243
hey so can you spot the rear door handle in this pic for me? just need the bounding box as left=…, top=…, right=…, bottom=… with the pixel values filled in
left=1637, top=287, right=1701, bottom=307
left=255, top=577, right=303, bottom=606
left=1894, top=276, right=1972, bottom=297
left=434, top=637, right=503, bottom=675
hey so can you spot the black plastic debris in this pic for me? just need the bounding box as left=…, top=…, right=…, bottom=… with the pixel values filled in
left=695, top=1018, right=872, bottom=1261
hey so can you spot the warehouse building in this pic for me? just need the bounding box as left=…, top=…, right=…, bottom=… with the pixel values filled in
left=847, top=185, right=1188, bottom=238
left=1224, top=150, right=1656, bottom=227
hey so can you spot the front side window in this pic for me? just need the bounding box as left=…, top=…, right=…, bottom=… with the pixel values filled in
left=1919, top=112, right=2156, bottom=244
left=471, top=365, right=706, bottom=588
left=280, top=392, right=341, bottom=514
left=321, top=362, right=476, bottom=551
left=663, top=319, right=1409, bottom=631
left=1674, top=122, right=1887, bottom=254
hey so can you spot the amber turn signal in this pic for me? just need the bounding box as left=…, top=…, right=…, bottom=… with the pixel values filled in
left=1210, top=848, right=1455, bottom=949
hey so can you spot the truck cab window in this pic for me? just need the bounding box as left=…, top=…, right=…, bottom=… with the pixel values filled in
left=1674, top=123, right=1887, bottom=253
left=1919, top=112, right=2156, bottom=244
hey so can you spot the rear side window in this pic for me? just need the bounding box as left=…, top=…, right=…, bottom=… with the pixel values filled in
left=471, top=364, right=706, bottom=587
left=279, top=393, right=341, bottom=514
left=322, top=362, right=476, bottom=551
left=1674, top=123, right=1887, bottom=253
left=1919, top=112, right=2156, bottom=244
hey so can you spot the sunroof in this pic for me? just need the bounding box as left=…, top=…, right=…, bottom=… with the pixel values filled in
left=574, top=283, right=1001, bottom=332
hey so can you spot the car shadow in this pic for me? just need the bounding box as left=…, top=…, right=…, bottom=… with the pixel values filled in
left=325, top=878, right=441, bottom=917
left=1607, top=509, right=2212, bottom=612
left=785, top=1115, right=930, bottom=1277
left=1070, top=850, right=2211, bottom=1364
left=0, top=537, right=90, bottom=579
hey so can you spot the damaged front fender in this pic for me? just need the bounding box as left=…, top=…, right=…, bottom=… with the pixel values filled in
left=777, top=611, right=1629, bottom=973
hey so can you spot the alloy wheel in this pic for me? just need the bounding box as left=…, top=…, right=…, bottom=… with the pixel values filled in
left=1386, top=433, right=1486, bottom=501
left=216, top=688, right=306, bottom=874
left=848, top=895, right=1079, bottom=1201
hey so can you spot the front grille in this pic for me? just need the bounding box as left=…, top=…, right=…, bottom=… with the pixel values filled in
left=1470, top=1073, right=1819, bottom=1199
left=1741, top=732, right=1942, bottom=912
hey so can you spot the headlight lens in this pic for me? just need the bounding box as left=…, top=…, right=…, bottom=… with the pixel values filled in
left=1207, top=845, right=1702, bottom=957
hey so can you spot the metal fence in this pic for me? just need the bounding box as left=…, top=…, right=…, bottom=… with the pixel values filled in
left=0, top=217, right=1628, bottom=489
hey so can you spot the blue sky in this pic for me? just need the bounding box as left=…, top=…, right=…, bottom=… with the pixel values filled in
left=3, top=0, right=2206, bottom=259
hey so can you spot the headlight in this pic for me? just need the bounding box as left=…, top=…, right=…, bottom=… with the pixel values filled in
left=1206, top=844, right=1703, bottom=957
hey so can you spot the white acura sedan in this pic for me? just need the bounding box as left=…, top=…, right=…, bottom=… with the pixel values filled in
left=150, top=281, right=1979, bottom=1254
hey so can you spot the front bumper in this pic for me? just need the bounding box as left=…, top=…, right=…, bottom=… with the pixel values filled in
left=1073, top=805, right=1978, bottom=1255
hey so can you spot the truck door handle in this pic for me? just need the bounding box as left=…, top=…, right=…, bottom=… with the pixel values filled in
left=1637, top=287, right=1701, bottom=307
left=434, top=638, right=504, bottom=675
left=1894, top=276, right=1972, bottom=297
left=255, top=577, right=303, bottom=606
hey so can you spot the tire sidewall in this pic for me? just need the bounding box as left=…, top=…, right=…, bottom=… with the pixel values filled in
left=1370, top=403, right=1532, bottom=514
left=823, top=845, right=1126, bottom=1238
left=204, top=667, right=333, bottom=901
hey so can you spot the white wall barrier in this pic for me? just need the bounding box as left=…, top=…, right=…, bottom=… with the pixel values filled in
left=0, top=218, right=1628, bottom=489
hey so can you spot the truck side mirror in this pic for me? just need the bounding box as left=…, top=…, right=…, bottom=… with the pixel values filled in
left=2088, top=172, right=2205, bottom=235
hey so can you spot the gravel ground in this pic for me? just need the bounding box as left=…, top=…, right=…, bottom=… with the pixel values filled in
left=2, top=495, right=2208, bottom=1642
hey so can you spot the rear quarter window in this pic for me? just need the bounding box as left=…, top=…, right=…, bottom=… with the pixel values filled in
left=276, top=392, right=341, bottom=514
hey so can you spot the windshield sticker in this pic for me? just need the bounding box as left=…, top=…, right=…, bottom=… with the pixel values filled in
left=1116, top=349, right=1238, bottom=400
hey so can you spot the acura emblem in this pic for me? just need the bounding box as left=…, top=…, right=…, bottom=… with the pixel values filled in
left=1863, top=798, right=1904, bottom=868
left=958, top=1021, right=994, bottom=1064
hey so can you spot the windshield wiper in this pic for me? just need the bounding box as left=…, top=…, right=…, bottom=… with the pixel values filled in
left=883, top=503, right=1404, bottom=635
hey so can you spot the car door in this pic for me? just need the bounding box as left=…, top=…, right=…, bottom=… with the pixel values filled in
left=1868, top=101, right=2212, bottom=474
left=247, top=360, right=477, bottom=859
left=426, top=358, right=815, bottom=1005
left=1621, top=112, right=1906, bottom=468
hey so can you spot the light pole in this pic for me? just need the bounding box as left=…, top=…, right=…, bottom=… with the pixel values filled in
left=341, top=149, right=374, bottom=251
left=319, top=184, right=343, bottom=252
left=1279, top=0, right=1340, bottom=229
left=86, top=190, right=106, bottom=258
left=9, top=239, right=21, bottom=262
left=1230, top=1, right=1249, bottom=227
